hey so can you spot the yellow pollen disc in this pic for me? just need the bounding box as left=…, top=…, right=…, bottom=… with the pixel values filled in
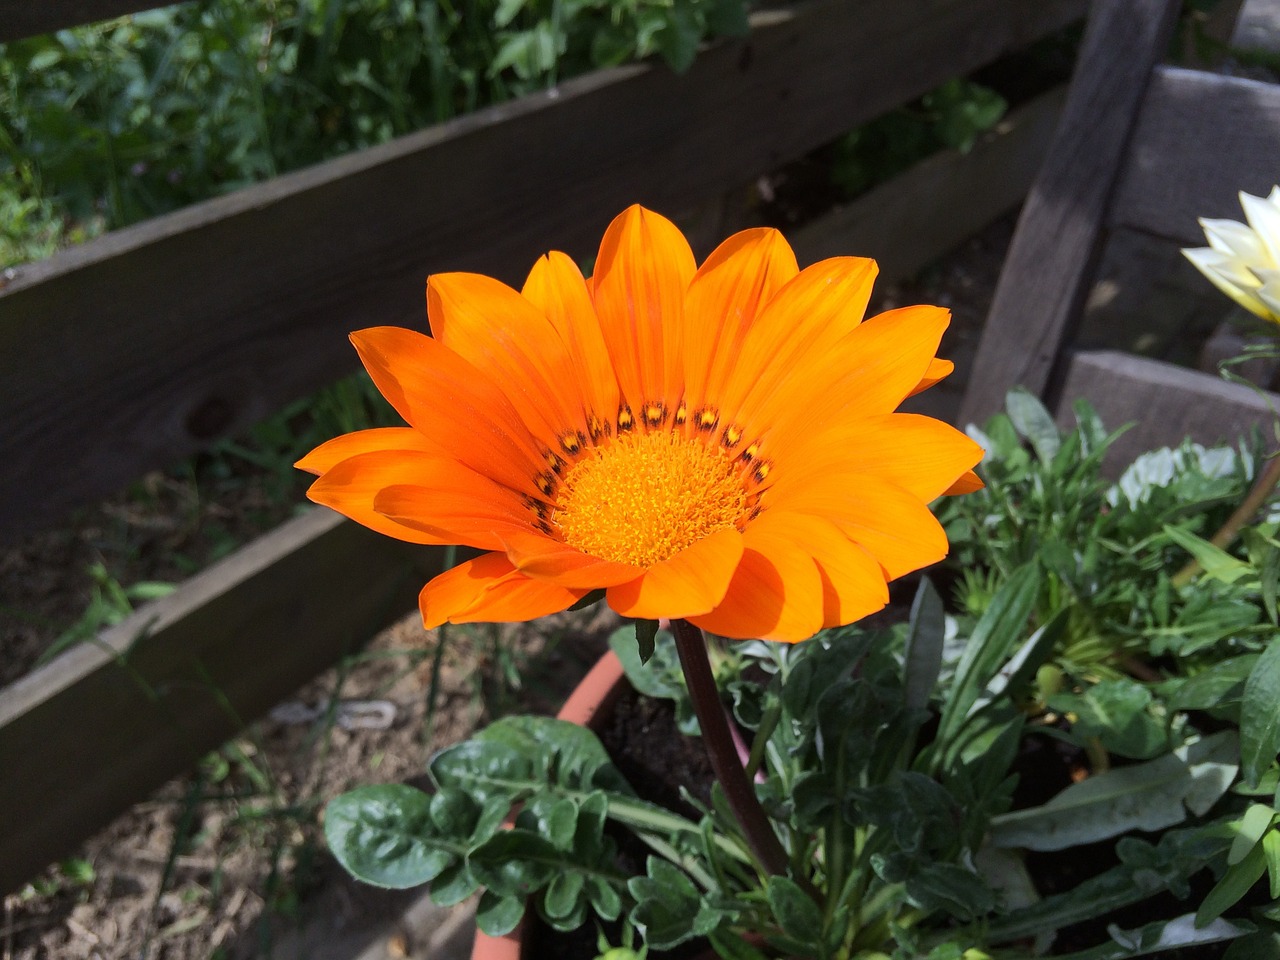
left=554, top=431, right=748, bottom=568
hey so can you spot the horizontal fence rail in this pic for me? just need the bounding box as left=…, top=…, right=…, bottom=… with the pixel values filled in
left=0, top=0, right=174, bottom=43
left=0, top=0, right=1084, bottom=544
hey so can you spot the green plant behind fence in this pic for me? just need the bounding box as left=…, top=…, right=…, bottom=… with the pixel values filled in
left=0, top=0, right=749, bottom=267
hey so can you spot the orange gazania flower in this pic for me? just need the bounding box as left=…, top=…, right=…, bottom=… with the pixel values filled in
left=297, top=206, right=983, bottom=642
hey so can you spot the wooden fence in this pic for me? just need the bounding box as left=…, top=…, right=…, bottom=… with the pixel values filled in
left=0, top=0, right=1086, bottom=894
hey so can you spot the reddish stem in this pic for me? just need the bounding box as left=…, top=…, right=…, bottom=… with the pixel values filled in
left=671, top=618, right=790, bottom=879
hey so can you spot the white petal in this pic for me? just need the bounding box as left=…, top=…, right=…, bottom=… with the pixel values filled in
left=1238, top=190, right=1280, bottom=267
left=1200, top=217, right=1267, bottom=261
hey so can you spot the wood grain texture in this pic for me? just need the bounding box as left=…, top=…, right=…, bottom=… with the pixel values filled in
left=790, top=87, right=1066, bottom=284
left=957, top=0, right=1180, bottom=426
left=1110, top=66, right=1280, bottom=245
left=0, top=0, right=173, bottom=41
left=1055, top=350, right=1280, bottom=470
left=0, top=509, right=448, bottom=895
left=0, top=0, right=1085, bottom=544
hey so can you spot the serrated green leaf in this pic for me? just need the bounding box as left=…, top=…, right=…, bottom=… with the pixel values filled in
left=1164, top=523, right=1251, bottom=584
left=1229, top=804, right=1277, bottom=865
left=587, top=875, right=623, bottom=920
left=1169, top=656, right=1258, bottom=713
left=1048, top=677, right=1167, bottom=760
left=989, top=731, right=1238, bottom=851
left=1263, top=828, right=1280, bottom=898
left=904, top=577, right=946, bottom=711
left=467, top=829, right=560, bottom=898
left=936, top=563, right=1039, bottom=755
left=1062, top=913, right=1253, bottom=958
left=1198, top=842, right=1268, bottom=927
left=905, top=862, right=995, bottom=920
left=543, top=870, right=586, bottom=919
left=766, top=875, right=822, bottom=943
left=520, top=793, right=578, bottom=851
left=429, top=860, right=479, bottom=907
left=628, top=858, right=702, bottom=950
left=1242, top=641, right=1280, bottom=788
left=325, top=785, right=453, bottom=889
left=1006, top=388, right=1061, bottom=463
left=476, top=890, right=525, bottom=936
left=635, top=618, right=658, bottom=664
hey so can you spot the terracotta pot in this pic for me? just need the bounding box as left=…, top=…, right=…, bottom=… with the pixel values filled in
left=469, top=650, right=627, bottom=960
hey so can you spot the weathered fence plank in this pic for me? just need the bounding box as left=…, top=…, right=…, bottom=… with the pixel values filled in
left=1056, top=350, right=1279, bottom=469
left=791, top=87, right=1066, bottom=286
left=0, top=509, right=449, bottom=895
left=1111, top=67, right=1280, bottom=245
left=0, top=0, right=1083, bottom=544
left=956, top=0, right=1180, bottom=426
left=0, top=0, right=170, bottom=42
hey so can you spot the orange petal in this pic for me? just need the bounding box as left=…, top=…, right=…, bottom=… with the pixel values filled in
left=295, top=427, right=439, bottom=476
left=592, top=205, right=696, bottom=411
left=306, top=450, right=471, bottom=544
left=502, top=531, right=643, bottom=588
left=374, top=483, right=535, bottom=551
left=721, top=256, right=878, bottom=428
left=774, top=413, right=983, bottom=503
left=427, top=273, right=583, bottom=448
left=682, top=228, right=799, bottom=414
left=606, top=527, right=744, bottom=620
left=522, top=251, right=621, bottom=427
left=419, top=552, right=586, bottom=628
left=350, top=327, right=547, bottom=499
left=909, top=357, right=955, bottom=397
left=860, top=413, right=985, bottom=501
left=783, top=513, right=890, bottom=628
left=689, top=513, right=821, bottom=642
left=779, top=474, right=949, bottom=580
left=944, top=469, right=984, bottom=495
left=747, top=304, right=951, bottom=454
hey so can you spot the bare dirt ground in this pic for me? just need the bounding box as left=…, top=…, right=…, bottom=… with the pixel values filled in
left=0, top=213, right=1013, bottom=960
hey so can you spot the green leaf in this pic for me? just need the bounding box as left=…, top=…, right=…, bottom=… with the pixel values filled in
left=1264, top=828, right=1280, bottom=898
left=628, top=857, right=704, bottom=950
left=1229, top=804, right=1277, bottom=865
left=655, top=0, right=702, bottom=73
left=766, top=876, right=822, bottom=943
left=635, top=618, right=658, bottom=665
left=904, top=862, right=995, bottom=920
left=1242, top=641, right=1280, bottom=788
left=467, top=829, right=560, bottom=898
left=325, top=784, right=453, bottom=889
left=935, top=562, right=1039, bottom=755
left=1163, top=524, right=1251, bottom=584
left=430, top=739, right=531, bottom=806
left=989, top=731, right=1238, bottom=851
left=543, top=871, right=585, bottom=919
left=970, top=608, right=1068, bottom=721
left=1055, top=914, right=1252, bottom=959
left=1169, top=656, right=1258, bottom=713
left=1198, top=841, right=1268, bottom=926
left=429, top=860, right=479, bottom=907
left=476, top=890, right=525, bottom=936
left=1006, top=388, right=1061, bottom=463
left=903, top=577, right=946, bottom=711
left=1049, top=677, right=1168, bottom=760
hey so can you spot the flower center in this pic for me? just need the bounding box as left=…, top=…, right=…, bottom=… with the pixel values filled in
left=554, top=430, right=748, bottom=567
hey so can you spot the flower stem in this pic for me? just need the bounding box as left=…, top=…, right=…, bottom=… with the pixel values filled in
left=1171, top=452, right=1280, bottom=588
left=671, top=618, right=791, bottom=879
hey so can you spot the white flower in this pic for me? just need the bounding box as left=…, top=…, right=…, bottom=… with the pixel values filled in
left=1183, top=185, right=1280, bottom=325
